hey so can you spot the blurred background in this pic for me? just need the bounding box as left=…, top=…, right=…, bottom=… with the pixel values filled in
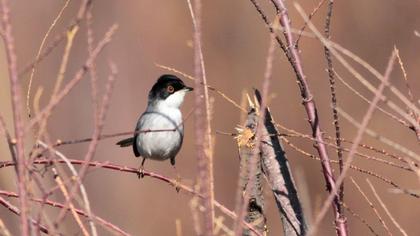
left=0, top=0, right=419, bottom=235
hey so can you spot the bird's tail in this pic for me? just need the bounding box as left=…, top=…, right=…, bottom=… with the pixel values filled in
left=116, top=137, right=134, bottom=147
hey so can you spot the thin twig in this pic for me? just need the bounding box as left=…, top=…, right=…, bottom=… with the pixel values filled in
left=34, top=108, right=194, bottom=153
left=34, top=25, right=80, bottom=142
left=0, top=190, right=130, bottom=236
left=342, top=203, right=380, bottom=236
left=26, top=24, right=118, bottom=132
left=337, top=107, right=420, bottom=161
left=294, top=0, right=327, bottom=48
left=284, top=132, right=412, bottom=172
left=234, top=32, right=276, bottom=236
left=18, top=31, right=66, bottom=77
left=0, top=196, right=49, bottom=234
left=324, top=0, right=345, bottom=207
left=38, top=140, right=97, bottom=236
left=52, top=167, right=90, bottom=236
left=299, top=11, right=419, bottom=131
left=277, top=122, right=415, bottom=166
left=350, top=178, right=392, bottom=236
left=0, top=113, right=18, bottom=175
left=334, top=45, right=419, bottom=131
left=156, top=64, right=247, bottom=112
left=0, top=159, right=262, bottom=236
left=281, top=137, right=419, bottom=198
left=248, top=0, right=290, bottom=61
left=55, top=62, right=117, bottom=225
left=307, top=45, right=397, bottom=235
left=269, top=1, right=346, bottom=234
left=86, top=3, right=100, bottom=135
left=0, top=218, right=11, bottom=236
left=394, top=46, right=419, bottom=140
left=366, top=179, right=408, bottom=236
left=334, top=70, right=412, bottom=130
left=26, top=0, right=71, bottom=118
left=331, top=43, right=420, bottom=118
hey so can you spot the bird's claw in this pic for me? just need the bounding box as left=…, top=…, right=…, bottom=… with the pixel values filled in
left=174, top=175, right=181, bottom=192
left=137, top=167, right=145, bottom=179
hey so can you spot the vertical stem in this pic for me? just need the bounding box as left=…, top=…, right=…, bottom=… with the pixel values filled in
left=324, top=0, right=345, bottom=210
left=1, top=0, right=29, bottom=236
left=269, top=0, right=347, bottom=234
left=0, top=0, right=29, bottom=234
left=308, top=49, right=397, bottom=236
left=190, top=0, right=215, bottom=234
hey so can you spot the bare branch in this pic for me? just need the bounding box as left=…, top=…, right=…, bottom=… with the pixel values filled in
left=350, top=178, right=392, bottom=236
left=0, top=158, right=262, bottom=236
left=188, top=0, right=215, bottom=234
left=0, top=0, right=29, bottom=233
left=307, top=46, right=397, bottom=235
left=0, top=190, right=130, bottom=236
left=0, top=196, right=49, bottom=234
left=25, top=0, right=71, bottom=118
left=367, top=179, right=408, bottom=236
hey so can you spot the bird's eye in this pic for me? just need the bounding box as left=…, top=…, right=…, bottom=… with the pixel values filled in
left=167, top=85, right=175, bottom=93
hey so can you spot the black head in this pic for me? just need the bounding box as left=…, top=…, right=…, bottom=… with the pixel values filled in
left=148, top=74, right=193, bottom=101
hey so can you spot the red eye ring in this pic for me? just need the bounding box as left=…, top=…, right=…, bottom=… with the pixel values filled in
left=167, top=85, right=175, bottom=93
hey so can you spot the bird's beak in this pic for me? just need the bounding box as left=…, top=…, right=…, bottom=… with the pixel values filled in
left=185, top=86, right=194, bottom=92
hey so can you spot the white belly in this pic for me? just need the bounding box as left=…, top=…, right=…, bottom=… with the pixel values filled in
left=136, top=109, right=183, bottom=161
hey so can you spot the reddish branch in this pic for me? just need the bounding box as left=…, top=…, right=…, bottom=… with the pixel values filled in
left=55, top=63, right=117, bottom=225
left=26, top=24, right=118, bottom=132
left=0, top=190, right=129, bottom=236
left=268, top=0, right=347, bottom=234
left=18, top=0, right=92, bottom=78
left=0, top=0, right=30, bottom=234
left=0, top=196, right=49, bottom=234
left=295, top=0, right=328, bottom=48
left=0, top=158, right=262, bottom=236
left=191, top=0, right=215, bottom=234
left=309, top=50, right=398, bottom=235
left=18, top=32, right=66, bottom=77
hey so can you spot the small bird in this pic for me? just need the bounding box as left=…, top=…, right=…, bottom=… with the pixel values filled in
left=116, top=74, right=193, bottom=178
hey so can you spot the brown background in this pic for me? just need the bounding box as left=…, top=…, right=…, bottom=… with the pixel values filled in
left=0, top=0, right=419, bottom=235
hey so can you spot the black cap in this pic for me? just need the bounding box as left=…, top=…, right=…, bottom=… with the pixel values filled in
left=149, top=74, right=193, bottom=100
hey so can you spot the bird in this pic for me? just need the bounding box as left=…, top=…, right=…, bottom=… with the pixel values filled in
left=116, top=74, right=193, bottom=179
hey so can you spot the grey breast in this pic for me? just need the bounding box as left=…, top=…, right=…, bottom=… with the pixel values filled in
left=136, top=110, right=183, bottom=161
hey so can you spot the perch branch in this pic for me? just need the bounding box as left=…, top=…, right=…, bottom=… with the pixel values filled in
left=0, top=159, right=262, bottom=236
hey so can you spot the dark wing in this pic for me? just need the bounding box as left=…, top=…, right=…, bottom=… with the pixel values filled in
left=116, top=135, right=140, bottom=157
left=132, top=131, right=140, bottom=157
left=116, top=137, right=134, bottom=147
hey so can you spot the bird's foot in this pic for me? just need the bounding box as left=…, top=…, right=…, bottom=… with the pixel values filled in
left=137, top=166, right=145, bottom=179
left=174, top=174, right=181, bottom=193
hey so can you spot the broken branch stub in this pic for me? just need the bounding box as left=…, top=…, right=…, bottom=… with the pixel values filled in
left=236, top=107, right=267, bottom=235
left=237, top=90, right=307, bottom=236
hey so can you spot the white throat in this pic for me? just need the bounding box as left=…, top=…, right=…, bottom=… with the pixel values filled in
left=149, top=90, right=188, bottom=112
